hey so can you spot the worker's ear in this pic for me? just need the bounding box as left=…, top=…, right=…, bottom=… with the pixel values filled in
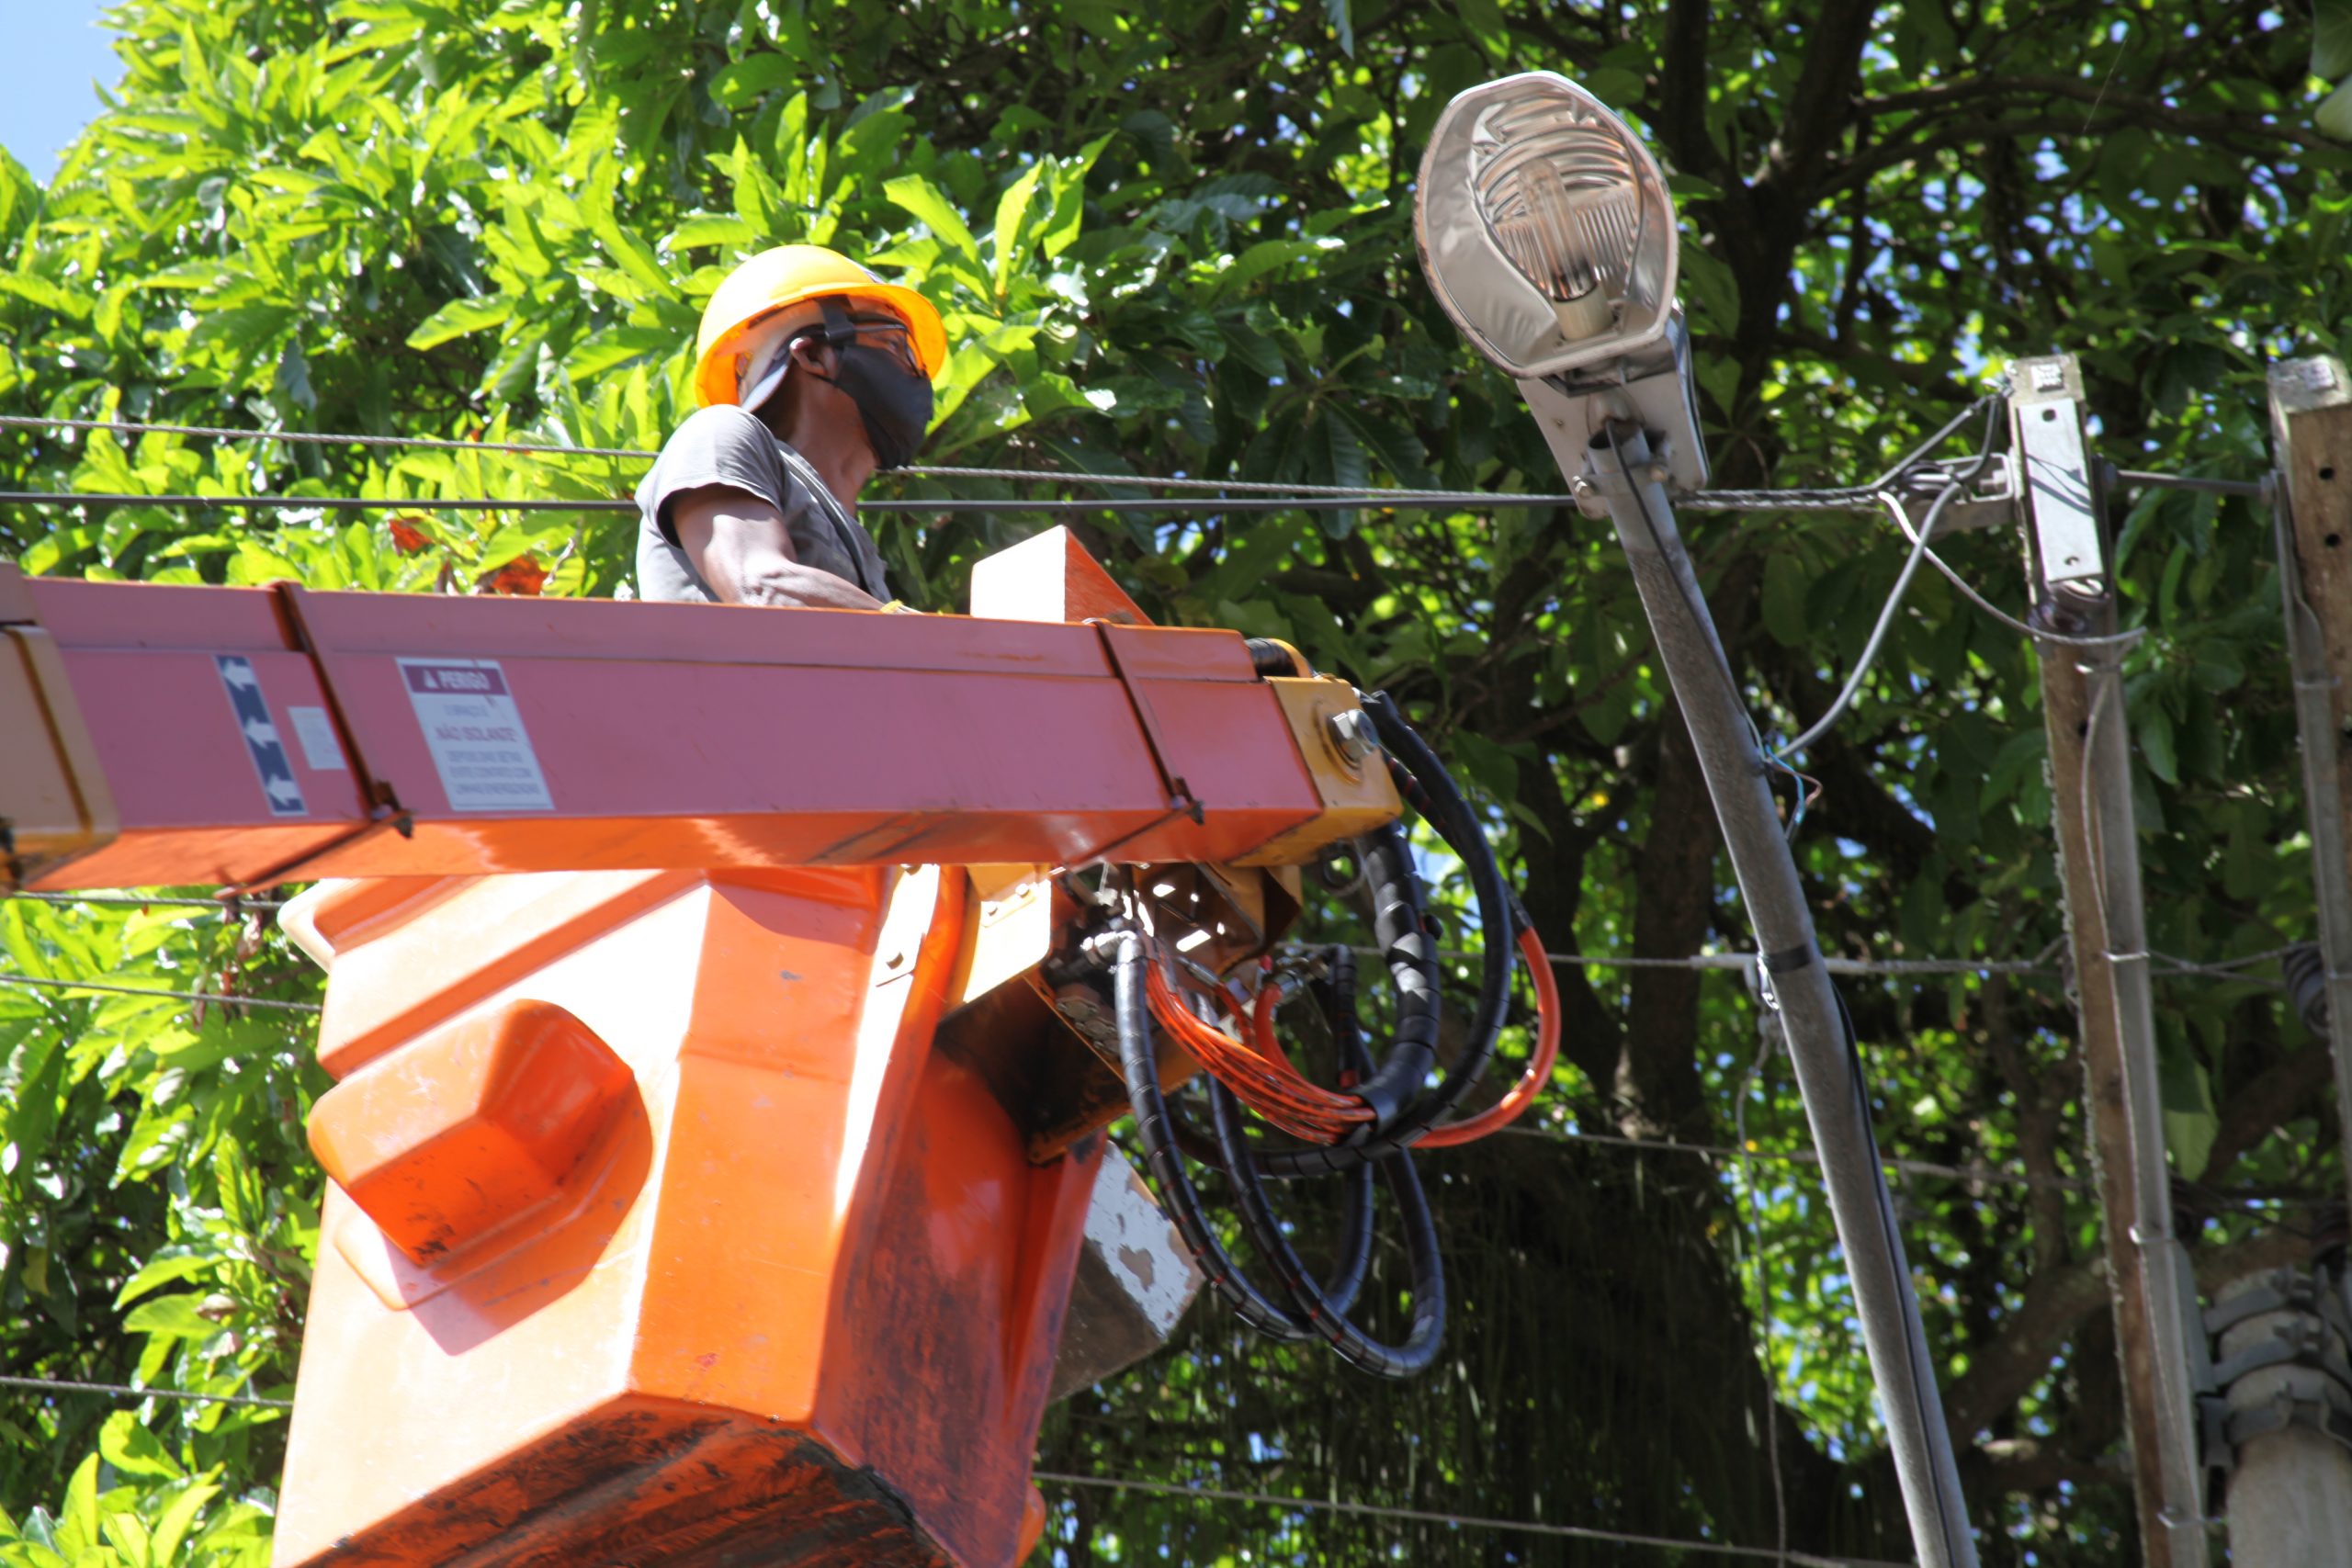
left=789, top=335, right=834, bottom=374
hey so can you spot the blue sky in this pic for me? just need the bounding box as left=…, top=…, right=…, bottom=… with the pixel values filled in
left=0, top=2, right=123, bottom=175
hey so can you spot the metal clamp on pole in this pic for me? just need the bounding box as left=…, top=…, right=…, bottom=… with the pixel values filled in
left=1582, top=422, right=1979, bottom=1568
left=2199, top=1267, right=2352, bottom=1566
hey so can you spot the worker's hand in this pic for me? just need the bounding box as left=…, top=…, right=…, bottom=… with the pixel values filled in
left=880, top=600, right=926, bottom=615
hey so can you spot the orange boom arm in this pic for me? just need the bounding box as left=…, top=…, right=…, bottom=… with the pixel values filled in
left=2, top=551, right=1391, bottom=894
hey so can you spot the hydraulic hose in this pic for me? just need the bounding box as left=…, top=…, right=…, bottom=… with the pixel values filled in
left=1208, top=1079, right=1443, bottom=1376
left=1114, top=930, right=1363, bottom=1346
left=1245, top=691, right=1518, bottom=1177
left=1107, top=691, right=1548, bottom=1375
left=1116, top=930, right=1417, bottom=1371
left=1416, top=919, right=1560, bottom=1148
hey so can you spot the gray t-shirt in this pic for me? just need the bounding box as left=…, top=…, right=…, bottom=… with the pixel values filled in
left=634, top=404, right=891, bottom=604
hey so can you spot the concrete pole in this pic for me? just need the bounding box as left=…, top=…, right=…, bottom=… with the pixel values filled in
left=2209, top=1268, right=2352, bottom=1568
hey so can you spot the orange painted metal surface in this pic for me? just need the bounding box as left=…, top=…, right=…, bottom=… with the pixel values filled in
left=0, top=561, right=1365, bottom=891
left=305, top=998, right=637, bottom=1264
left=274, top=862, right=1102, bottom=1568
left=8, top=532, right=1404, bottom=1565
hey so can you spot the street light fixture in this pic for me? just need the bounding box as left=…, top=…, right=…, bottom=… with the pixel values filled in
left=1414, top=71, right=1978, bottom=1568
left=1414, top=71, right=1708, bottom=492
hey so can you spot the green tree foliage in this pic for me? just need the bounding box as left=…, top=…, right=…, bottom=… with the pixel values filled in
left=3, top=0, right=2349, bottom=1562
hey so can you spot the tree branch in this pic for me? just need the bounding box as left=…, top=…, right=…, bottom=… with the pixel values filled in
left=1943, top=1229, right=2312, bottom=1445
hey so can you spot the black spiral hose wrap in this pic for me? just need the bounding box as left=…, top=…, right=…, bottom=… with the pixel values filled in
left=1109, top=693, right=1508, bottom=1376
left=1249, top=691, right=1516, bottom=1179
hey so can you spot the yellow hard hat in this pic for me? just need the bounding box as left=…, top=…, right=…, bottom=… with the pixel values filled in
left=692, top=244, right=949, bottom=408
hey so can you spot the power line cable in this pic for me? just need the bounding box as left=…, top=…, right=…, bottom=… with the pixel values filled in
left=2, top=412, right=2257, bottom=512
left=0, top=413, right=654, bottom=460
left=1414, top=944, right=2278, bottom=984
left=2111, top=468, right=2266, bottom=499
left=1507, top=1122, right=2087, bottom=1192
left=1509, top=1122, right=2334, bottom=1207
left=0, top=488, right=1588, bottom=515
left=1880, top=491, right=2145, bottom=652
left=6, top=890, right=285, bottom=911
left=1774, top=398, right=2011, bottom=760
left=0, top=1374, right=289, bottom=1411
left=1033, top=1472, right=1909, bottom=1566
left=0, top=411, right=1885, bottom=509
left=0, top=973, right=321, bottom=1011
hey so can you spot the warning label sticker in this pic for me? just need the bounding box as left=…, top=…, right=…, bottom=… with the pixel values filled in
left=215, top=655, right=308, bottom=818
left=395, top=658, right=553, bottom=812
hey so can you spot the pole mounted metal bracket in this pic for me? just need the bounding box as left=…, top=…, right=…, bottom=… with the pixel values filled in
left=1895, top=454, right=2019, bottom=539
left=2199, top=1267, right=2352, bottom=1492
left=2011, top=355, right=2110, bottom=602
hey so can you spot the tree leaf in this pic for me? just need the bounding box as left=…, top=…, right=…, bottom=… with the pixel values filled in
left=2319, top=76, right=2352, bottom=141
left=1760, top=550, right=1812, bottom=647
left=2317, top=0, right=2352, bottom=78
left=405, top=293, right=514, bottom=351
left=666, top=214, right=758, bottom=253
left=884, top=174, right=981, bottom=263
left=990, top=160, right=1046, bottom=298
left=120, top=1293, right=220, bottom=1338
left=96, top=1414, right=182, bottom=1483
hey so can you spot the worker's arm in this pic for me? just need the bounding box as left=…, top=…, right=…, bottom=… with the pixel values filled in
left=668, top=484, right=885, bottom=612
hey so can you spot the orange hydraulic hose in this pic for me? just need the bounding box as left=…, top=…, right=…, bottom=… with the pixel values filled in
left=1143, top=958, right=1370, bottom=1142
left=1415, top=924, right=1560, bottom=1148
left=1144, top=921, right=1560, bottom=1150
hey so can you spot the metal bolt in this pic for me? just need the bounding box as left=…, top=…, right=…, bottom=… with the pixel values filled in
left=1328, top=709, right=1375, bottom=767
left=1569, top=474, right=1610, bottom=519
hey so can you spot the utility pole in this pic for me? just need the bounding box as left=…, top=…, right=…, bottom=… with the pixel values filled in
left=2267, top=356, right=2352, bottom=1149
left=1579, top=417, right=1979, bottom=1568
left=2231, top=355, right=2352, bottom=1568
left=2201, top=1267, right=2352, bottom=1568
left=2009, top=355, right=2209, bottom=1567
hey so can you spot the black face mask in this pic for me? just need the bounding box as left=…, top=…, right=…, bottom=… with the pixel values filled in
left=819, top=342, right=933, bottom=470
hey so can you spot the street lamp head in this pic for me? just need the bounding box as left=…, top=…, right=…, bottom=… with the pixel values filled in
left=1416, top=72, right=1678, bottom=380
left=1416, top=71, right=1710, bottom=491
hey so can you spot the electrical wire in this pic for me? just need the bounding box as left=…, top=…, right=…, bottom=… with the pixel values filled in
left=1, top=409, right=2259, bottom=515
left=1033, top=1472, right=1913, bottom=1567
left=5, top=890, right=285, bottom=910
left=0, top=412, right=654, bottom=459
left=1242, top=706, right=1516, bottom=1176
left=0, top=973, right=322, bottom=1011
left=0, top=1374, right=289, bottom=1410
left=1777, top=472, right=1966, bottom=761
left=0, top=411, right=1880, bottom=510
left=1880, top=491, right=2145, bottom=652
left=2112, top=468, right=2266, bottom=499
left=0, top=488, right=1603, bottom=516
left=1775, top=398, right=2007, bottom=760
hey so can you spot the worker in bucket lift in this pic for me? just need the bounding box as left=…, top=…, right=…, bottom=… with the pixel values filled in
left=636, top=243, right=948, bottom=609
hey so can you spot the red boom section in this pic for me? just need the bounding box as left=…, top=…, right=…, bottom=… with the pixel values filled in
left=2, top=563, right=1350, bottom=891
